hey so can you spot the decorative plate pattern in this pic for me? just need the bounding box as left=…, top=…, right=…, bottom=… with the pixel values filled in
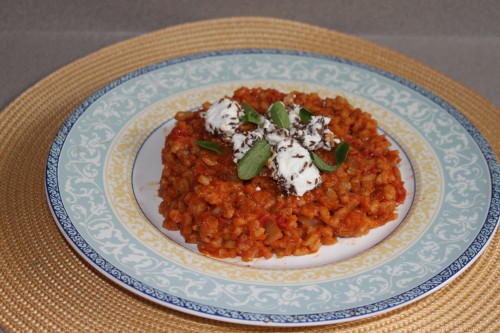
left=45, top=50, right=499, bottom=326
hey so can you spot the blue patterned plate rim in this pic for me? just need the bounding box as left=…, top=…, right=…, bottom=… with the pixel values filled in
left=45, top=49, right=500, bottom=326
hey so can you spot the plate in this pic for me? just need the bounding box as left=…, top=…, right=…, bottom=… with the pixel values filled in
left=45, top=50, right=499, bottom=326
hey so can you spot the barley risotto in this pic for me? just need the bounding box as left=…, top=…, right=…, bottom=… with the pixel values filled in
left=159, top=87, right=406, bottom=262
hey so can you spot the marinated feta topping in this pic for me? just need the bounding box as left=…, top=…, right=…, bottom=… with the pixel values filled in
left=259, top=118, right=290, bottom=145
left=202, top=98, right=339, bottom=195
left=204, top=98, right=241, bottom=137
left=288, top=105, right=334, bottom=151
left=269, top=138, right=322, bottom=196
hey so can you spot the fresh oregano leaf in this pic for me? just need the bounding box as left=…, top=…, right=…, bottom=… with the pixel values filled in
left=310, top=152, right=339, bottom=172
left=269, top=101, right=290, bottom=129
left=237, top=140, right=272, bottom=180
left=195, top=140, right=222, bottom=155
left=310, top=142, right=350, bottom=173
left=239, top=102, right=261, bottom=125
left=335, top=141, right=350, bottom=165
left=299, top=107, right=313, bottom=123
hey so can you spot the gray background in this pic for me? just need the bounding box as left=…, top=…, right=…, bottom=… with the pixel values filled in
left=1, top=0, right=499, bottom=111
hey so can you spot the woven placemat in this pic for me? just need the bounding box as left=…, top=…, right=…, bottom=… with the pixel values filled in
left=0, top=17, right=498, bottom=332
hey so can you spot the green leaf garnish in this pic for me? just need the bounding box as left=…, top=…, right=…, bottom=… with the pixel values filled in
left=237, top=140, right=272, bottom=180
left=239, top=102, right=261, bottom=125
left=195, top=140, right=222, bottom=155
left=311, top=152, right=339, bottom=172
left=269, top=101, right=290, bottom=129
left=334, top=141, right=350, bottom=165
left=311, top=142, right=350, bottom=173
left=299, top=107, right=313, bottom=123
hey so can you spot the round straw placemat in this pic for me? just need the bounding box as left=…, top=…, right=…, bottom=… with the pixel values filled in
left=0, top=17, right=498, bottom=333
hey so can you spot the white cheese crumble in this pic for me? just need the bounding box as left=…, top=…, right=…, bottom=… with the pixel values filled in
left=204, top=98, right=241, bottom=137
left=269, top=138, right=322, bottom=196
left=259, top=118, right=290, bottom=146
left=288, top=105, right=334, bottom=151
left=202, top=99, right=338, bottom=196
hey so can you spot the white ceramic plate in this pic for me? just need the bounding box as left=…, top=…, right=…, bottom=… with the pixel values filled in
left=45, top=50, right=499, bottom=326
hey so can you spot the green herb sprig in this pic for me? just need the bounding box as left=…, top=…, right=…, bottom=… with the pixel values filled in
left=269, top=101, right=290, bottom=129
left=310, top=142, right=350, bottom=172
left=195, top=140, right=223, bottom=155
left=239, top=102, right=261, bottom=125
left=236, top=140, right=272, bottom=180
left=299, top=107, right=313, bottom=123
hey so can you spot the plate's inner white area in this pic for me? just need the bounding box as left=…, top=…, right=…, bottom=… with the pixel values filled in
left=132, top=116, right=415, bottom=269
